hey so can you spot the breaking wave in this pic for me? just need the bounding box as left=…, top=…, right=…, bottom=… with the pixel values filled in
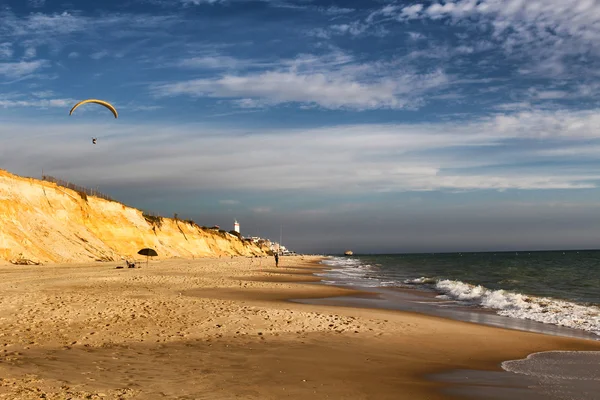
left=435, top=279, right=600, bottom=336
left=319, top=256, right=600, bottom=336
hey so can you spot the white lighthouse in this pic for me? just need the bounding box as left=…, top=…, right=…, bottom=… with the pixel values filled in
left=234, top=219, right=240, bottom=234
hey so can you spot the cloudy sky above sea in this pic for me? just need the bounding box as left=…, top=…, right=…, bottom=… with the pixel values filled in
left=2, top=0, right=600, bottom=254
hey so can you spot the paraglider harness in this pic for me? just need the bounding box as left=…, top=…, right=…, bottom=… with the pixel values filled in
left=92, top=137, right=97, bottom=145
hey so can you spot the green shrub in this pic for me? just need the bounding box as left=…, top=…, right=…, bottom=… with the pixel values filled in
left=228, top=230, right=242, bottom=239
left=143, top=213, right=163, bottom=228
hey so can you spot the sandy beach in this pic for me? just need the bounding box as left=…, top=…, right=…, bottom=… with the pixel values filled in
left=0, top=256, right=599, bottom=400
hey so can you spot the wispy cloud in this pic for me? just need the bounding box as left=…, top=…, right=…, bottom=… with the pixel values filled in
left=319, top=6, right=355, bottom=16
left=0, top=43, right=13, bottom=59
left=138, top=0, right=306, bottom=7
left=181, top=0, right=222, bottom=4
left=28, top=0, right=46, bottom=7
left=4, top=108, right=600, bottom=193
left=153, top=51, right=450, bottom=110
left=219, top=199, right=240, bottom=205
left=176, top=54, right=245, bottom=70
left=0, top=98, right=74, bottom=108
left=0, top=90, right=74, bottom=109
left=0, top=60, right=48, bottom=79
left=90, top=50, right=110, bottom=60
left=127, top=104, right=164, bottom=112
left=31, top=90, right=56, bottom=98
left=407, top=31, right=425, bottom=40
left=23, top=46, right=37, bottom=59
left=378, top=0, right=600, bottom=79
left=2, top=11, right=87, bottom=37
left=0, top=10, right=182, bottom=55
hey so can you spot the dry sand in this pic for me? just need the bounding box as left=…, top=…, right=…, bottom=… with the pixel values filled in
left=0, top=256, right=598, bottom=400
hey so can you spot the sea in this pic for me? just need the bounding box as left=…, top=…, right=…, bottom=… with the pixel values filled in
left=315, top=251, right=600, bottom=400
left=318, top=251, right=599, bottom=336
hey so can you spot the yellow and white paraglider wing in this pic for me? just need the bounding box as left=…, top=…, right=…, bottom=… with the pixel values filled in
left=69, top=99, right=118, bottom=118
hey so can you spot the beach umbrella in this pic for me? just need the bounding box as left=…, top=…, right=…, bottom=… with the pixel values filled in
left=137, top=248, right=158, bottom=266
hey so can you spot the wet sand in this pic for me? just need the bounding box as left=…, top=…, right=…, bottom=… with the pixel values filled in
left=0, top=256, right=599, bottom=399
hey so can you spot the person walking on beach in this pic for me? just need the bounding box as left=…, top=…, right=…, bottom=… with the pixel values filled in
left=274, top=252, right=279, bottom=267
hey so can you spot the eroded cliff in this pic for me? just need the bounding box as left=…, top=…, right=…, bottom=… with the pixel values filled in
left=0, top=169, right=267, bottom=264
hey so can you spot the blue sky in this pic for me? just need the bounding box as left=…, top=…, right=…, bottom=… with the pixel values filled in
left=2, top=0, right=600, bottom=253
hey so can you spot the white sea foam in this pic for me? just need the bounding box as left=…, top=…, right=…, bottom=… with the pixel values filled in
left=501, top=351, right=600, bottom=400
left=436, top=280, right=600, bottom=336
left=404, top=277, right=437, bottom=284
left=502, top=351, right=600, bottom=380
left=320, top=257, right=600, bottom=336
left=319, top=257, right=382, bottom=287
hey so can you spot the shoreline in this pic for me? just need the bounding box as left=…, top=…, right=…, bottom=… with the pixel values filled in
left=0, top=255, right=598, bottom=399
left=299, top=258, right=600, bottom=342
left=275, top=257, right=600, bottom=398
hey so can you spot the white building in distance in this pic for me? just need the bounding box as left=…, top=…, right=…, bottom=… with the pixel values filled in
left=234, top=220, right=240, bottom=233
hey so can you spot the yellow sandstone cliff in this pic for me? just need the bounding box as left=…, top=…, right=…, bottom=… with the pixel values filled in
left=0, top=169, right=268, bottom=264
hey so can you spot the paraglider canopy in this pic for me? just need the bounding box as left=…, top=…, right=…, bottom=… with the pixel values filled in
left=69, top=99, right=118, bottom=119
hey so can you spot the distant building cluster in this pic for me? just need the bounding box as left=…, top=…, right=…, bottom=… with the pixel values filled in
left=231, top=220, right=296, bottom=255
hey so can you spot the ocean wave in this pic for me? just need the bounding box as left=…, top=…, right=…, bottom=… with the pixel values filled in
left=435, top=279, right=600, bottom=336
left=319, top=257, right=381, bottom=287
left=404, top=277, right=437, bottom=285
left=319, top=257, right=600, bottom=336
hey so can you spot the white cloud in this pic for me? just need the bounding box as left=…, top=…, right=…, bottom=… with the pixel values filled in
left=400, top=4, right=424, bottom=19
left=319, top=6, right=354, bottom=15
left=153, top=52, right=450, bottom=110
left=177, top=55, right=242, bottom=69
left=0, top=60, right=48, bottom=78
left=3, top=11, right=87, bottom=36
left=153, top=70, right=447, bottom=110
left=31, top=90, right=55, bottom=98
left=90, top=50, right=109, bottom=60
left=408, top=31, right=425, bottom=40
left=0, top=98, right=74, bottom=108
left=535, top=145, right=600, bottom=157
left=330, top=22, right=368, bottom=36
left=28, top=0, right=46, bottom=7
left=181, top=0, right=222, bottom=4
left=219, top=199, right=240, bottom=205
left=0, top=10, right=181, bottom=55
left=0, top=43, right=13, bottom=59
left=127, top=104, right=164, bottom=112
left=494, top=102, right=532, bottom=111
left=366, top=4, right=401, bottom=23
left=533, top=90, right=569, bottom=100
left=389, top=0, right=600, bottom=77
left=23, top=47, right=37, bottom=59
left=67, top=52, right=79, bottom=59
left=230, top=98, right=269, bottom=109
left=3, top=108, right=600, bottom=193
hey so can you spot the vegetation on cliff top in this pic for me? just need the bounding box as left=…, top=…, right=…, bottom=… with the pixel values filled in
left=31, top=171, right=249, bottom=243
